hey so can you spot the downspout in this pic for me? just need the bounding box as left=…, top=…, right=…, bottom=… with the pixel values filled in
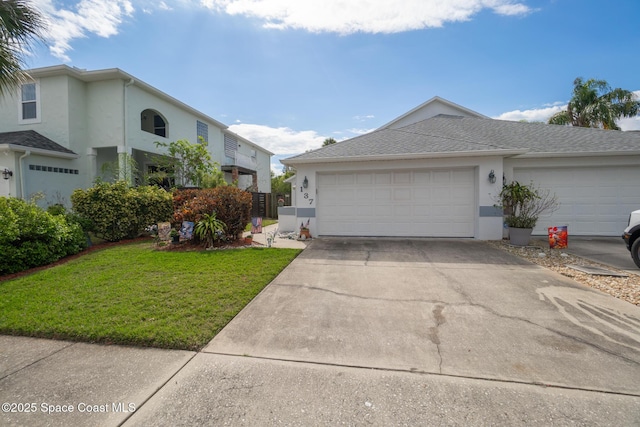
left=19, top=150, right=31, bottom=199
left=121, top=78, right=135, bottom=183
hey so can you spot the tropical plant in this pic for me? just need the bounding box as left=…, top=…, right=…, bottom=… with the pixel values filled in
left=548, top=77, right=640, bottom=130
left=322, top=137, right=337, bottom=147
left=194, top=212, right=226, bottom=248
left=499, top=181, right=559, bottom=229
left=149, top=137, right=217, bottom=188
left=0, top=0, right=45, bottom=96
left=100, top=152, right=144, bottom=185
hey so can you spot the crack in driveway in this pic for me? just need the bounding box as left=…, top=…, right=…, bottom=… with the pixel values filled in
left=273, top=282, right=640, bottom=367
left=428, top=304, right=445, bottom=374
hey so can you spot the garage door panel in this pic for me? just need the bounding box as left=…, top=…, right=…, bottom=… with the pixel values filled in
left=414, top=172, right=431, bottom=184
left=453, top=169, right=474, bottom=183
left=394, top=188, right=412, bottom=200
left=375, top=173, right=392, bottom=185
left=318, top=174, right=336, bottom=185
left=337, top=174, right=355, bottom=185
left=432, top=171, right=451, bottom=184
left=356, top=173, right=373, bottom=185
left=318, top=168, right=476, bottom=237
left=375, top=189, right=392, bottom=201
left=514, top=166, right=640, bottom=236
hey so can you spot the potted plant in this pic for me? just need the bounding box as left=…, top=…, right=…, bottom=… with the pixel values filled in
left=299, top=219, right=311, bottom=240
left=499, top=181, right=559, bottom=246
left=245, top=234, right=253, bottom=244
left=170, top=228, right=180, bottom=244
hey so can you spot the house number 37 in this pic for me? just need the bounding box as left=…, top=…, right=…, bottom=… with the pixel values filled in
left=303, top=193, right=314, bottom=205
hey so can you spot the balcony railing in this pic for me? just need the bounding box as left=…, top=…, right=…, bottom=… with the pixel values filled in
left=224, top=151, right=257, bottom=172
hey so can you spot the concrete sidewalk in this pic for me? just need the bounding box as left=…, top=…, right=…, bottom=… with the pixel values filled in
left=244, top=223, right=309, bottom=249
left=2, top=238, right=639, bottom=426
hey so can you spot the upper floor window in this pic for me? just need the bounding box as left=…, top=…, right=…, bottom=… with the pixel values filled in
left=19, top=82, right=40, bottom=123
left=141, top=109, right=168, bottom=137
left=197, top=120, right=208, bottom=143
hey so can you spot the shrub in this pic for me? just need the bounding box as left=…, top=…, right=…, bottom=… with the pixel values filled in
left=0, top=197, right=87, bottom=275
left=71, top=181, right=173, bottom=242
left=173, top=187, right=252, bottom=239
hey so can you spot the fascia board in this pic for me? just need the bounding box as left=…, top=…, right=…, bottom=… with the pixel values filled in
left=1, top=144, right=79, bottom=159
left=510, top=150, right=640, bottom=158
left=282, top=149, right=528, bottom=166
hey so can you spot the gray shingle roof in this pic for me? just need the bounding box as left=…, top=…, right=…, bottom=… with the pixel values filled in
left=284, top=115, right=640, bottom=164
left=0, top=130, right=76, bottom=155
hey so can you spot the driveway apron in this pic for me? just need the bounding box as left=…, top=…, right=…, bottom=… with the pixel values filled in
left=205, top=238, right=640, bottom=396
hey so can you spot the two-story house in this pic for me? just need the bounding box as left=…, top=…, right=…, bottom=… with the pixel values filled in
left=0, top=65, right=272, bottom=206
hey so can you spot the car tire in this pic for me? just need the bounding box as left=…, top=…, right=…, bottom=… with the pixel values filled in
left=632, top=238, right=640, bottom=269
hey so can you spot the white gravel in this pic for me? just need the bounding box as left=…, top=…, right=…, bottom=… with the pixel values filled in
left=488, top=240, right=640, bottom=307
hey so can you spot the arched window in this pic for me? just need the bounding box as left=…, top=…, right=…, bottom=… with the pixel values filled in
left=141, top=109, right=168, bottom=137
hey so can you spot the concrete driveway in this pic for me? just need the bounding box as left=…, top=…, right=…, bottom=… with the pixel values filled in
left=561, top=236, right=639, bottom=275
left=203, top=238, right=640, bottom=394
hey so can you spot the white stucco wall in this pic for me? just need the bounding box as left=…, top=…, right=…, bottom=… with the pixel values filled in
left=0, top=67, right=272, bottom=199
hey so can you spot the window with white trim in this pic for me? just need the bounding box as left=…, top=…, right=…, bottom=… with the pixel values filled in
left=19, top=82, right=40, bottom=123
left=141, top=109, right=168, bottom=137
left=197, top=120, right=208, bottom=143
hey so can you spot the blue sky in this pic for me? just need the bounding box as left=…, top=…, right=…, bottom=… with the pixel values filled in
left=26, top=0, right=640, bottom=173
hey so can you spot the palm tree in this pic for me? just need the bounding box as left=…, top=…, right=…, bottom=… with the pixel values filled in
left=322, top=137, right=337, bottom=147
left=0, top=0, right=45, bottom=96
left=548, top=77, right=640, bottom=130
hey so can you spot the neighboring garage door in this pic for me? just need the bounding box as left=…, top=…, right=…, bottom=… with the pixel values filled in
left=317, top=168, right=475, bottom=237
left=514, top=166, right=640, bottom=236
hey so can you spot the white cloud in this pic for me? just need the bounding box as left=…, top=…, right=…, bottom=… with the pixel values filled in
left=353, top=114, right=375, bottom=121
left=33, top=0, right=134, bottom=61
left=32, top=0, right=533, bottom=62
left=494, top=104, right=565, bottom=123
left=201, top=0, right=533, bottom=34
left=618, top=116, right=640, bottom=131
left=228, top=123, right=326, bottom=155
left=347, top=127, right=377, bottom=135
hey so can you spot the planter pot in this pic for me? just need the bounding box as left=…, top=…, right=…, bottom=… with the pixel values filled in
left=171, top=235, right=180, bottom=244
left=509, top=227, right=533, bottom=246
left=245, top=237, right=253, bottom=244
left=299, top=229, right=311, bottom=239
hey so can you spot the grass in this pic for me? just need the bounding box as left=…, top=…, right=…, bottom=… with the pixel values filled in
left=245, top=218, right=278, bottom=231
left=0, top=241, right=301, bottom=351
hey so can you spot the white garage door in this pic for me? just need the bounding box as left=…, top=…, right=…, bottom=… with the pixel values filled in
left=514, top=166, right=640, bottom=236
left=317, top=168, right=475, bottom=237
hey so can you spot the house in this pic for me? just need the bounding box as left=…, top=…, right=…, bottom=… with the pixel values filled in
left=0, top=65, right=272, bottom=206
left=281, top=97, right=640, bottom=239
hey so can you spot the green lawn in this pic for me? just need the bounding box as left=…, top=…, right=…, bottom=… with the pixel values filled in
left=0, top=241, right=301, bottom=351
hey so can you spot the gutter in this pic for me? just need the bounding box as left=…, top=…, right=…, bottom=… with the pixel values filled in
left=509, top=150, right=640, bottom=158
left=0, top=144, right=78, bottom=159
left=281, top=149, right=528, bottom=166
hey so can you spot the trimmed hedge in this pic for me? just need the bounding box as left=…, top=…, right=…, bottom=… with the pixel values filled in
left=0, top=197, right=87, bottom=275
left=71, top=181, right=173, bottom=242
left=173, top=187, right=252, bottom=239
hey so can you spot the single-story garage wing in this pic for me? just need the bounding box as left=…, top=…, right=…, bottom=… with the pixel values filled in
left=281, top=97, right=640, bottom=240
